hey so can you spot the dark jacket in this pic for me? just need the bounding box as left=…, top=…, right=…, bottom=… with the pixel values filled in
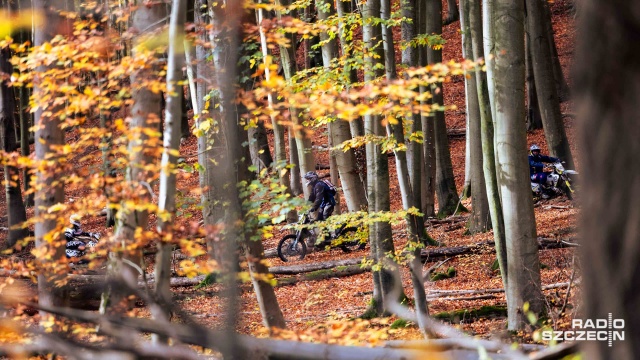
left=529, top=154, right=559, bottom=176
left=308, top=180, right=334, bottom=211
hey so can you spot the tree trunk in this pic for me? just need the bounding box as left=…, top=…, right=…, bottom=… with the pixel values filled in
left=152, top=0, right=185, bottom=343
left=277, top=0, right=315, bottom=199
left=577, top=2, right=640, bottom=359
left=526, top=0, right=574, bottom=168
left=542, top=0, right=570, bottom=101
left=103, top=0, right=167, bottom=314
left=336, top=0, right=363, bottom=144
left=288, top=129, right=303, bottom=195
left=426, top=0, right=461, bottom=217
left=362, top=0, right=401, bottom=318
left=493, top=0, right=542, bottom=330
left=382, top=0, right=429, bottom=333
left=460, top=0, right=490, bottom=233
left=416, top=0, right=436, bottom=218
left=0, top=49, right=29, bottom=249
left=33, top=0, right=69, bottom=313
left=443, top=0, right=460, bottom=25
left=316, top=0, right=367, bottom=212
left=468, top=0, right=508, bottom=288
left=248, top=115, right=273, bottom=172
left=482, top=0, right=498, bottom=136
left=525, top=33, right=543, bottom=131
left=210, top=2, right=246, bottom=357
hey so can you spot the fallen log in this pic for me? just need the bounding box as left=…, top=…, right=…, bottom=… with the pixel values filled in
left=276, top=264, right=370, bottom=286
left=420, top=238, right=578, bottom=261
left=427, top=280, right=580, bottom=298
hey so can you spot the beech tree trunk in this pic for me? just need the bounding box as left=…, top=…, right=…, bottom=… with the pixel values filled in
left=335, top=0, right=364, bottom=139
left=277, top=0, right=315, bottom=199
left=525, top=33, right=543, bottom=131
left=248, top=121, right=273, bottom=172
left=153, top=0, right=185, bottom=343
left=460, top=0, right=490, bottom=233
left=0, top=48, right=28, bottom=248
left=104, top=0, right=167, bottom=314
left=316, top=0, right=367, bottom=212
left=416, top=0, right=436, bottom=218
left=33, top=0, right=69, bottom=312
left=577, top=1, right=640, bottom=358
left=542, top=0, right=570, bottom=101
left=493, top=0, right=542, bottom=330
left=426, top=0, right=461, bottom=217
left=443, top=0, right=460, bottom=25
left=468, top=0, right=508, bottom=288
left=362, top=0, right=401, bottom=316
left=382, top=0, right=429, bottom=333
left=526, top=0, right=574, bottom=168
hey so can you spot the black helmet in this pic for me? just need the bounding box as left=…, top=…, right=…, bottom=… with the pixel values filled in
left=303, top=171, right=319, bottom=186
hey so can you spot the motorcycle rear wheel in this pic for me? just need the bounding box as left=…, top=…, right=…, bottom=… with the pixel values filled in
left=335, top=227, right=366, bottom=253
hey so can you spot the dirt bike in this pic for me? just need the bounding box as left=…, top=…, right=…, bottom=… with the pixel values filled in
left=277, top=212, right=366, bottom=262
left=66, top=231, right=100, bottom=263
left=531, top=162, right=578, bottom=200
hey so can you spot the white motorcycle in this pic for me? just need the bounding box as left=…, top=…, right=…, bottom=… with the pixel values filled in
left=531, top=162, right=578, bottom=200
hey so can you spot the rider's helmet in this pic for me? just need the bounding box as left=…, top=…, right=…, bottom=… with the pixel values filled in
left=70, top=214, right=82, bottom=230
left=530, top=144, right=541, bottom=156
left=303, top=171, right=319, bottom=186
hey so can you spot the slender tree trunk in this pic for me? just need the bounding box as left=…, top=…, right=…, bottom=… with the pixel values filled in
left=248, top=120, right=273, bottom=172
left=0, top=49, right=29, bottom=249
left=382, top=0, right=429, bottom=333
left=277, top=0, right=315, bottom=199
left=525, top=33, right=543, bottom=131
left=210, top=2, right=245, bottom=356
left=288, top=130, right=303, bottom=195
left=577, top=2, right=640, bottom=358
left=104, top=0, right=167, bottom=314
left=33, top=0, right=69, bottom=313
left=526, top=0, right=574, bottom=168
left=460, top=0, right=490, bottom=233
left=469, top=0, right=507, bottom=288
left=315, top=0, right=367, bottom=212
left=416, top=0, right=436, bottom=218
left=542, top=0, right=569, bottom=100
left=401, top=0, right=428, bottom=239
left=482, top=0, right=498, bottom=133
left=426, top=0, right=461, bottom=217
left=362, top=0, right=401, bottom=318
left=18, top=78, right=33, bottom=208
left=152, top=0, right=185, bottom=343
left=443, top=0, right=460, bottom=25
left=494, top=0, right=542, bottom=330
left=336, top=0, right=364, bottom=139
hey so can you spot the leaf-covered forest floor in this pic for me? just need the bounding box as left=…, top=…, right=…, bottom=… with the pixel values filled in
left=0, top=0, right=580, bottom=347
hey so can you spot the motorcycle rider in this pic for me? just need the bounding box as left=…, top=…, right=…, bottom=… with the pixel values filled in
left=529, top=144, right=560, bottom=198
left=303, top=171, right=336, bottom=221
left=65, top=214, right=99, bottom=260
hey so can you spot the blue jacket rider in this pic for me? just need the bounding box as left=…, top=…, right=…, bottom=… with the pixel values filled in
left=529, top=144, right=559, bottom=186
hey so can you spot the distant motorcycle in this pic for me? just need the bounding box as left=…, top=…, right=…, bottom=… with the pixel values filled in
left=531, top=162, right=578, bottom=200
left=277, top=212, right=366, bottom=262
left=65, top=231, right=100, bottom=262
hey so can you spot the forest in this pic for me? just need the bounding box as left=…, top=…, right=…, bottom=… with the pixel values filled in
left=0, top=0, right=638, bottom=359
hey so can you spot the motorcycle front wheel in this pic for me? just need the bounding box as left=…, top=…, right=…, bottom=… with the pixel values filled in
left=336, top=227, right=366, bottom=253
left=277, top=234, right=308, bottom=262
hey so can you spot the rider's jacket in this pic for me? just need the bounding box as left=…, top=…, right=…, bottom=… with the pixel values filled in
left=529, top=153, right=559, bottom=176
left=308, top=180, right=334, bottom=211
